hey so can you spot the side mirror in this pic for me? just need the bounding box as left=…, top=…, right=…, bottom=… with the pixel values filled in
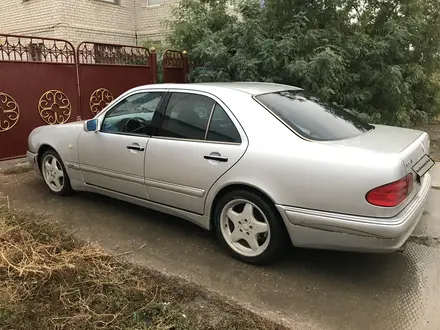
left=84, top=119, right=98, bottom=132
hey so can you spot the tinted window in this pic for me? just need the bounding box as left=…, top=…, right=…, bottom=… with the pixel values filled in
left=255, top=90, right=374, bottom=141
left=207, top=104, right=241, bottom=143
left=101, top=92, right=164, bottom=135
left=159, top=93, right=215, bottom=140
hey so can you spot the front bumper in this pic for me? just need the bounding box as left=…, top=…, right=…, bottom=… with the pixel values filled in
left=276, top=172, right=432, bottom=253
left=26, top=150, right=39, bottom=173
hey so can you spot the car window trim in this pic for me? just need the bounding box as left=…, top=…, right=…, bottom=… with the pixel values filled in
left=98, top=90, right=168, bottom=138
left=150, top=91, right=171, bottom=137
left=154, top=90, right=245, bottom=145
left=97, top=131, right=152, bottom=138
left=151, top=135, right=242, bottom=145
left=204, top=102, right=216, bottom=140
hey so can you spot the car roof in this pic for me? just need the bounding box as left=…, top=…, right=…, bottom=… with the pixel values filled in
left=134, top=82, right=302, bottom=96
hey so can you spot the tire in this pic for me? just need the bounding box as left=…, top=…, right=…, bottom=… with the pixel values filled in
left=213, top=189, right=287, bottom=265
left=40, top=149, right=73, bottom=196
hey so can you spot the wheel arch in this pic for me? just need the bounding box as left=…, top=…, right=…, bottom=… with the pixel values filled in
left=37, top=144, right=58, bottom=169
left=208, top=183, right=283, bottom=231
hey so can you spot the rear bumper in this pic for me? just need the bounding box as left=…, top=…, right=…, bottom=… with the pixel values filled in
left=276, top=172, right=432, bottom=252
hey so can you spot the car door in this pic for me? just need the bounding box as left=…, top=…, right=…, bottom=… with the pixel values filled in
left=78, top=90, right=166, bottom=199
left=144, top=90, right=248, bottom=214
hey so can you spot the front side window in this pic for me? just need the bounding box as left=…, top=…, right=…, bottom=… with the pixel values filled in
left=158, top=93, right=215, bottom=140
left=255, top=90, right=374, bottom=141
left=101, top=91, right=164, bottom=135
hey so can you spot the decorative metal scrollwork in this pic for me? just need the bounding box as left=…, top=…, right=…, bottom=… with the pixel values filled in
left=0, top=92, right=20, bottom=132
left=77, top=42, right=150, bottom=66
left=163, top=50, right=184, bottom=69
left=90, top=88, right=113, bottom=116
left=0, top=34, right=76, bottom=63
left=38, top=90, right=71, bottom=125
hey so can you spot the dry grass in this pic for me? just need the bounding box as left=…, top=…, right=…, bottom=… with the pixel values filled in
left=0, top=205, right=287, bottom=330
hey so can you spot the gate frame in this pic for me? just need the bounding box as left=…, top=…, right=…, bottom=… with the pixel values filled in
left=0, top=33, right=188, bottom=161
left=162, top=49, right=190, bottom=83
left=0, top=33, right=80, bottom=160
left=76, top=41, right=158, bottom=120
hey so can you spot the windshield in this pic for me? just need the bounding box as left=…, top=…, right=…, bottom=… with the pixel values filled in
left=255, top=90, right=374, bottom=141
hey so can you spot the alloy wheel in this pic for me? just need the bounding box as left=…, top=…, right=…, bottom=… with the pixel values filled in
left=220, top=199, right=271, bottom=257
left=42, top=154, right=65, bottom=193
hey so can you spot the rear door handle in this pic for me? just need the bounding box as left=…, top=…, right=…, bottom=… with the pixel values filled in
left=204, top=155, right=228, bottom=162
left=127, top=145, right=145, bottom=151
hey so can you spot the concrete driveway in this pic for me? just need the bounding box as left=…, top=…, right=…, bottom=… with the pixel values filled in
left=1, top=171, right=440, bottom=330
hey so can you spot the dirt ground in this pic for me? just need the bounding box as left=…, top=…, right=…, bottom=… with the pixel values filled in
left=0, top=206, right=287, bottom=330
left=1, top=171, right=440, bottom=330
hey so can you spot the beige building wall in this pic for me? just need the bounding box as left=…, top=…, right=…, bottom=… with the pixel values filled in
left=1, top=0, right=62, bottom=38
left=136, top=0, right=179, bottom=43
left=61, top=0, right=136, bottom=46
left=1, top=0, right=177, bottom=47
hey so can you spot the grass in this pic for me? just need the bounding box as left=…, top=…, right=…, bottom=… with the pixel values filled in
left=0, top=205, right=288, bottom=330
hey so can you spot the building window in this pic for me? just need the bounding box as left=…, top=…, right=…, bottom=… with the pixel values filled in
left=99, top=0, right=120, bottom=4
left=148, top=0, right=163, bottom=6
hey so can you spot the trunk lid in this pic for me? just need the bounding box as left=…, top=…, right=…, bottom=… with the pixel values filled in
left=329, top=124, right=426, bottom=154
left=326, top=124, right=431, bottom=211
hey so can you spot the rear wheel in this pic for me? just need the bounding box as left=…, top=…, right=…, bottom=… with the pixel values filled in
left=40, top=150, right=73, bottom=196
left=213, top=190, right=287, bottom=265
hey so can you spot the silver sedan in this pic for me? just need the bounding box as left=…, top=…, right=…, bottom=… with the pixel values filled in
left=27, top=82, right=435, bottom=264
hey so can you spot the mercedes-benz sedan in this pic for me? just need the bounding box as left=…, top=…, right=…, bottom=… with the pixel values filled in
left=27, top=82, right=434, bottom=264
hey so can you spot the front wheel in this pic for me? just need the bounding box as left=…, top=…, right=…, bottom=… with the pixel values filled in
left=213, top=190, right=287, bottom=265
left=40, top=150, right=73, bottom=196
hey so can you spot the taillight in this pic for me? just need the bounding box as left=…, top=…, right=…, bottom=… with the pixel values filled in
left=366, top=173, right=413, bottom=207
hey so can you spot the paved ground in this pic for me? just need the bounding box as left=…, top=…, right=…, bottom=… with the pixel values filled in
left=1, top=171, right=440, bottom=330
left=416, top=122, right=440, bottom=162
left=434, top=165, right=440, bottom=189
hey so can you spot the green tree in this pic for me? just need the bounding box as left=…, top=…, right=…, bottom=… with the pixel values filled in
left=167, top=0, right=440, bottom=126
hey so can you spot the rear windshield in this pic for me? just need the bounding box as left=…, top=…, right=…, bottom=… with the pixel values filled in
left=255, top=90, right=374, bottom=141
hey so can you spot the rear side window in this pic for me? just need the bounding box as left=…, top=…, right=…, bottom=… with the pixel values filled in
left=206, top=104, right=241, bottom=143
left=255, top=90, right=374, bottom=141
left=159, top=93, right=214, bottom=140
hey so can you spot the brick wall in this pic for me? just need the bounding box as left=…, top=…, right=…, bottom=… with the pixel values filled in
left=1, top=0, right=61, bottom=37
left=0, top=0, right=176, bottom=47
left=61, top=0, right=136, bottom=46
left=136, top=0, right=179, bottom=43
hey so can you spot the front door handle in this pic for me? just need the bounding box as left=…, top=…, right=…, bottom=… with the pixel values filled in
left=204, top=154, right=228, bottom=162
left=127, top=145, right=145, bottom=152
